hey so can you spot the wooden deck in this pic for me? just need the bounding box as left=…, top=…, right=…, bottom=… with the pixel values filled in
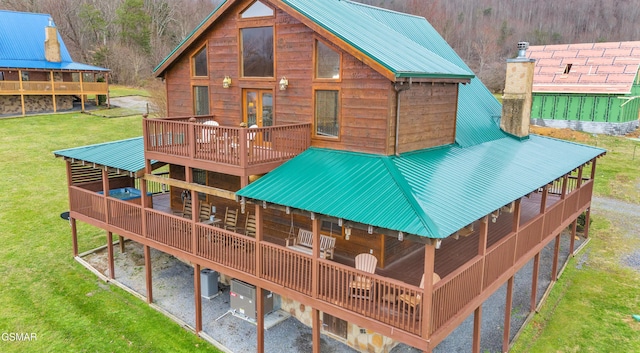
left=143, top=117, right=311, bottom=176
left=67, top=174, right=594, bottom=348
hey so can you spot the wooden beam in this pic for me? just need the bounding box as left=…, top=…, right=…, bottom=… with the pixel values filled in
left=107, top=231, right=115, bottom=280
left=119, top=235, right=125, bottom=253
left=18, top=69, right=25, bottom=116
left=503, top=276, right=514, bottom=353
left=472, top=305, right=482, bottom=353
left=551, top=234, right=561, bottom=281
left=71, top=217, right=78, bottom=257
left=79, top=72, right=85, bottom=112
left=422, top=244, right=436, bottom=341
left=145, top=174, right=236, bottom=200
left=257, top=284, right=265, bottom=353
left=50, top=71, right=57, bottom=113
left=312, top=308, right=321, bottom=353
left=570, top=219, right=577, bottom=255
left=194, top=263, right=202, bottom=332
left=144, top=244, right=153, bottom=303
left=530, top=253, right=540, bottom=312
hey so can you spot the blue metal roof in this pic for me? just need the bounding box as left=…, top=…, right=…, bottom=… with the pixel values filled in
left=54, top=137, right=146, bottom=174
left=0, top=10, right=109, bottom=71
left=237, top=138, right=604, bottom=239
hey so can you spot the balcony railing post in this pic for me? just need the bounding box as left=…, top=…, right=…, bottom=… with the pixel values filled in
left=188, top=118, right=196, bottom=159
left=239, top=127, right=248, bottom=167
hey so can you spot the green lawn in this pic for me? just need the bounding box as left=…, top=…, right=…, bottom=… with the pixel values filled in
left=0, top=113, right=218, bottom=352
left=109, top=85, right=150, bottom=98
left=511, top=130, right=640, bottom=351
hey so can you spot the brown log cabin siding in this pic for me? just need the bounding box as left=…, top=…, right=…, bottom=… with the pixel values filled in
left=163, top=3, right=392, bottom=154
left=397, top=83, right=458, bottom=153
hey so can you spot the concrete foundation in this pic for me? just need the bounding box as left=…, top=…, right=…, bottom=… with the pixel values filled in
left=0, top=95, right=73, bottom=115
left=532, top=118, right=639, bottom=135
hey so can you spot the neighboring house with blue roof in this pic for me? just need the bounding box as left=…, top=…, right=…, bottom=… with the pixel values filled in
left=55, top=1, right=604, bottom=352
left=0, top=10, right=110, bottom=116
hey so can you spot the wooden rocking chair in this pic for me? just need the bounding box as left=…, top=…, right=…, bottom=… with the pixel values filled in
left=397, top=273, right=441, bottom=311
left=245, top=213, right=256, bottom=237
left=349, top=253, right=378, bottom=299
left=223, top=207, right=239, bottom=232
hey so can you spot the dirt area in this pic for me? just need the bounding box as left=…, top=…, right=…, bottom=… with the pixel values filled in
left=530, top=126, right=593, bottom=142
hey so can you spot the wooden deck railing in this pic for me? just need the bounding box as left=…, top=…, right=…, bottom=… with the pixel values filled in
left=68, top=171, right=596, bottom=341
left=0, top=80, right=108, bottom=95
left=144, top=117, right=311, bottom=168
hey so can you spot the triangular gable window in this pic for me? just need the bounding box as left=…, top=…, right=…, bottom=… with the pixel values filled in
left=241, top=1, right=273, bottom=18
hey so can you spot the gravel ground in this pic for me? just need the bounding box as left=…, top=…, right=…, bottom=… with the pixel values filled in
left=590, top=197, right=640, bottom=272
left=109, top=96, right=156, bottom=115
left=83, top=227, right=581, bottom=353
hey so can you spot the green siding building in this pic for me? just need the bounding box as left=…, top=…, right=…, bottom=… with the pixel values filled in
left=528, top=42, right=640, bottom=135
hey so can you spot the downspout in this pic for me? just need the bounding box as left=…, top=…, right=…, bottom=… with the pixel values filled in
left=394, top=78, right=412, bottom=157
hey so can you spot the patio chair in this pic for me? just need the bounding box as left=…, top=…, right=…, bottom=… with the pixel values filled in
left=349, top=253, right=378, bottom=299
left=245, top=213, right=256, bottom=237
left=182, top=198, right=192, bottom=220
left=198, top=202, right=212, bottom=222
left=397, top=273, right=441, bottom=311
left=223, top=207, right=239, bottom=232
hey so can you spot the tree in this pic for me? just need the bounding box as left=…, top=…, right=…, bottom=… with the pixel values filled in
left=116, top=0, right=151, bottom=53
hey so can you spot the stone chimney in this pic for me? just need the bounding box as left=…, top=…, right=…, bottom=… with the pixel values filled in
left=44, top=17, right=61, bottom=63
left=500, top=42, right=535, bottom=138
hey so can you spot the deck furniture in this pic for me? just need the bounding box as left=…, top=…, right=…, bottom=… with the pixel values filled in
left=285, top=229, right=336, bottom=259
left=396, top=273, right=441, bottom=311
left=223, top=207, right=239, bottom=232
left=245, top=213, right=256, bottom=237
left=349, top=253, right=378, bottom=299
left=181, top=199, right=193, bottom=220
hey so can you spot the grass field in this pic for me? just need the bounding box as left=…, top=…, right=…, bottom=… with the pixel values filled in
left=510, top=128, right=640, bottom=352
left=0, top=113, right=219, bottom=352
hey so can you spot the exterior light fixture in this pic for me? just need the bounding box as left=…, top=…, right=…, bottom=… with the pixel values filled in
left=222, top=76, right=232, bottom=88
left=398, top=231, right=404, bottom=241
left=279, top=76, right=288, bottom=90
left=345, top=226, right=351, bottom=240
left=435, top=239, right=442, bottom=249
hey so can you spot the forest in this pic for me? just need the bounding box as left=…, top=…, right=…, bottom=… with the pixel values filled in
left=1, top=0, right=638, bottom=91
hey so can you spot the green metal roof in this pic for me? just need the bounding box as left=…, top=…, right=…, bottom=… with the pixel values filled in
left=341, top=1, right=505, bottom=147
left=237, top=138, right=604, bottom=239
left=281, top=0, right=472, bottom=79
left=154, top=0, right=472, bottom=80
left=53, top=137, right=146, bottom=174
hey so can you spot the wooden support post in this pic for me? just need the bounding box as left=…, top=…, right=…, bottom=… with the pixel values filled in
left=312, top=216, right=320, bottom=299
left=255, top=205, right=263, bottom=278
left=540, top=185, right=548, bottom=214
left=106, top=231, right=115, bottom=279
left=18, top=69, right=25, bottom=116
left=119, top=235, right=125, bottom=253
left=569, top=219, right=577, bottom=255
left=530, top=253, right=540, bottom=312
left=106, top=73, right=111, bottom=108
left=503, top=276, right=514, bottom=353
left=577, top=166, right=583, bottom=188
left=256, top=284, right=265, bottom=353
left=144, top=244, right=153, bottom=303
left=66, top=161, right=78, bottom=257
left=79, top=72, right=86, bottom=112
left=560, top=174, right=568, bottom=199
left=472, top=305, right=482, bottom=353
left=551, top=234, right=561, bottom=281
left=194, top=263, right=202, bottom=333
left=512, top=199, right=521, bottom=233
left=71, top=217, right=78, bottom=257
left=312, top=308, right=321, bottom=353
left=50, top=71, right=57, bottom=113
left=583, top=207, right=591, bottom=239
left=478, top=216, right=489, bottom=290
left=422, top=243, right=436, bottom=341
